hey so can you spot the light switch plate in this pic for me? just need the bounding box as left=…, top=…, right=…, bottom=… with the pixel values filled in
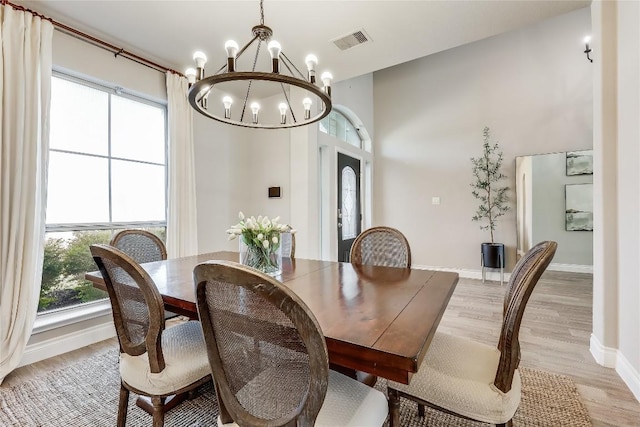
left=432, top=197, right=441, bottom=205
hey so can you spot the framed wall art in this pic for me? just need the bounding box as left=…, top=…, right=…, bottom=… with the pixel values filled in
left=565, top=183, right=593, bottom=231
left=566, top=150, right=593, bottom=176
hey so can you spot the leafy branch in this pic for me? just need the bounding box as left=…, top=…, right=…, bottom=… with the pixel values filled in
left=470, top=127, right=510, bottom=243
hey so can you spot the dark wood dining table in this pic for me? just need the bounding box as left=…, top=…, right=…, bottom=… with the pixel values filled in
left=85, top=251, right=458, bottom=385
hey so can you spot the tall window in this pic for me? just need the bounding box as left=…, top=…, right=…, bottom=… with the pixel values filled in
left=40, top=74, right=167, bottom=313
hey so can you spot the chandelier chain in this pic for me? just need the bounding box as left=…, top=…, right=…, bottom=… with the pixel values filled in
left=260, top=0, right=264, bottom=25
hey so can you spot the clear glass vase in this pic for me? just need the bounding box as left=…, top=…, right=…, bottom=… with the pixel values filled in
left=239, top=234, right=282, bottom=277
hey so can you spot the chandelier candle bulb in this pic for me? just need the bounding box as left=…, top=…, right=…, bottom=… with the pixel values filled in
left=185, top=68, right=196, bottom=86
left=193, top=51, right=207, bottom=80
left=223, top=96, right=233, bottom=119
left=251, top=102, right=260, bottom=124
left=321, top=71, right=333, bottom=96
left=303, top=97, right=312, bottom=120
left=225, top=40, right=239, bottom=72
left=305, top=54, right=318, bottom=83
left=267, top=40, right=282, bottom=73
left=278, top=102, right=288, bottom=124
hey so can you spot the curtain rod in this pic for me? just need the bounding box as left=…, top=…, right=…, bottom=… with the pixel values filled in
left=2, top=0, right=183, bottom=77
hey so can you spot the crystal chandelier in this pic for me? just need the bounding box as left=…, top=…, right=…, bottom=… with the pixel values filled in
left=185, top=0, right=333, bottom=129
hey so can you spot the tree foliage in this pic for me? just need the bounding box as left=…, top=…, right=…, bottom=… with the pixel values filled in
left=470, top=127, right=510, bottom=243
left=41, top=238, right=66, bottom=292
left=38, top=230, right=111, bottom=311
left=62, top=231, right=111, bottom=278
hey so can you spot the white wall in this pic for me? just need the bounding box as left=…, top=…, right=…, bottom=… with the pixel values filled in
left=53, top=32, right=165, bottom=102
left=372, top=7, right=592, bottom=271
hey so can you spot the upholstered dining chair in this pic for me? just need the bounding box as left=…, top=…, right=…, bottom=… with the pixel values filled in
left=386, top=240, right=558, bottom=427
left=110, top=229, right=167, bottom=264
left=349, top=226, right=411, bottom=268
left=90, top=244, right=211, bottom=427
left=194, top=260, right=389, bottom=427
left=348, top=226, right=411, bottom=387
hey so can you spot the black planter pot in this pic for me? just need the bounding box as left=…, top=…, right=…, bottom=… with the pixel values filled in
left=481, top=243, right=505, bottom=268
left=481, top=243, right=505, bottom=285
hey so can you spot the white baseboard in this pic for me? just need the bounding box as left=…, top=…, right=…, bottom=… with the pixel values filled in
left=548, top=263, right=593, bottom=274
left=18, top=321, right=116, bottom=368
left=616, top=350, right=640, bottom=402
left=590, top=335, right=640, bottom=402
left=589, top=334, right=617, bottom=367
left=412, top=264, right=512, bottom=283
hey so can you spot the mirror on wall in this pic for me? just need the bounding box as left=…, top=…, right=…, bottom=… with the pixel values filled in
left=515, top=150, right=593, bottom=272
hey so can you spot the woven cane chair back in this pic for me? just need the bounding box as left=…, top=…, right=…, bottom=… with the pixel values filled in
left=194, top=260, right=328, bottom=427
left=350, top=226, right=411, bottom=268
left=110, top=229, right=167, bottom=264
left=90, top=244, right=166, bottom=371
left=495, top=240, right=557, bottom=392
left=280, top=232, right=296, bottom=259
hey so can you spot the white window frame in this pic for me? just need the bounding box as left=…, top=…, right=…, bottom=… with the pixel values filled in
left=34, top=71, right=168, bottom=332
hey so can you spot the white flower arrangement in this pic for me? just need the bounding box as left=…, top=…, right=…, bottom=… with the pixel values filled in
left=226, top=212, right=295, bottom=274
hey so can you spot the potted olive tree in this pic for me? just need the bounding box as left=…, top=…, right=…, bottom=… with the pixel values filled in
left=471, top=127, right=510, bottom=282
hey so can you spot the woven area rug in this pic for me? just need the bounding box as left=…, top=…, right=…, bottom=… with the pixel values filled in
left=0, top=348, right=592, bottom=426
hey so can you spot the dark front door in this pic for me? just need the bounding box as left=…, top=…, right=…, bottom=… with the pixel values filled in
left=337, top=152, right=361, bottom=262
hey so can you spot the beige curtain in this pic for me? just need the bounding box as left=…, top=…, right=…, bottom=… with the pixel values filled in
left=0, top=5, right=53, bottom=384
left=165, top=73, right=198, bottom=258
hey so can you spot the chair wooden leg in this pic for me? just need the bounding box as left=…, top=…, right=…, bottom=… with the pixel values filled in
left=388, top=387, right=401, bottom=427
left=215, top=381, right=234, bottom=424
left=418, top=403, right=425, bottom=417
left=496, top=420, right=513, bottom=427
left=117, top=383, right=129, bottom=427
left=151, top=396, right=165, bottom=427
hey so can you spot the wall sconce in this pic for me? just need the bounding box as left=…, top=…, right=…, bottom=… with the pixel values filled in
left=584, top=36, right=593, bottom=63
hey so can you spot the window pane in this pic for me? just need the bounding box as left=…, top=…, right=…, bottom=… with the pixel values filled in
left=111, top=160, right=165, bottom=222
left=39, top=231, right=110, bottom=313
left=50, top=77, right=108, bottom=155
left=111, top=96, right=166, bottom=164
left=319, top=119, right=328, bottom=134
left=46, top=152, right=110, bottom=224
left=345, top=120, right=361, bottom=148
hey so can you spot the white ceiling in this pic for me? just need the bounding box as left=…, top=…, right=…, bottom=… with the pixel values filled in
left=15, top=0, right=590, bottom=82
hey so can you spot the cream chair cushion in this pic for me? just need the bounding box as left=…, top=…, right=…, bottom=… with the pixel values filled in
left=120, top=321, right=211, bottom=396
left=220, top=369, right=388, bottom=427
left=388, top=331, right=521, bottom=424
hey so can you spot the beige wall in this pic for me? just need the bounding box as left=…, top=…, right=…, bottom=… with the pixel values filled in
left=372, top=7, right=592, bottom=271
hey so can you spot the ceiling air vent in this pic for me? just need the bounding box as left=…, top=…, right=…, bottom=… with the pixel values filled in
left=331, top=28, right=371, bottom=51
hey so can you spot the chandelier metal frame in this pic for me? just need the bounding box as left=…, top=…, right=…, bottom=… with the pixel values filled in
left=187, top=1, right=332, bottom=129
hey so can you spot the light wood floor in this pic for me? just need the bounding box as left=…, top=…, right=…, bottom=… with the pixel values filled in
left=3, top=271, right=639, bottom=426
